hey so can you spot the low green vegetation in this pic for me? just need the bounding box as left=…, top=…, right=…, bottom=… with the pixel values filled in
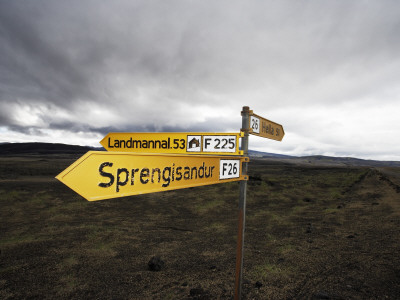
left=1, top=155, right=398, bottom=299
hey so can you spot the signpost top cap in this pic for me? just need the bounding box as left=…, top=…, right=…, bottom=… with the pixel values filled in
left=241, top=106, right=253, bottom=115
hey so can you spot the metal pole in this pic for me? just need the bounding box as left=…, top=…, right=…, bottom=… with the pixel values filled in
left=234, top=106, right=250, bottom=300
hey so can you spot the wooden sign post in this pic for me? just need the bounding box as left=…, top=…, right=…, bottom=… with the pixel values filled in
left=235, top=106, right=250, bottom=299
left=235, top=106, right=284, bottom=299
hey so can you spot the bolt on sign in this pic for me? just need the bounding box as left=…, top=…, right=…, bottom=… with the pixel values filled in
left=100, top=132, right=244, bottom=155
left=248, top=111, right=285, bottom=141
left=56, top=151, right=249, bottom=201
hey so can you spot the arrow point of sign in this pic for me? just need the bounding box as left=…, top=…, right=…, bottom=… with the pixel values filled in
left=55, top=174, right=91, bottom=201
left=280, top=128, right=286, bottom=141
left=55, top=151, right=95, bottom=201
left=99, top=134, right=109, bottom=149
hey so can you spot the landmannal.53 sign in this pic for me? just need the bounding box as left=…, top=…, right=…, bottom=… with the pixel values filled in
left=100, top=132, right=244, bottom=155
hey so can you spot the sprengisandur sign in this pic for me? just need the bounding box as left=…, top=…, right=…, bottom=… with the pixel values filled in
left=100, top=132, right=244, bottom=155
left=56, top=151, right=249, bottom=201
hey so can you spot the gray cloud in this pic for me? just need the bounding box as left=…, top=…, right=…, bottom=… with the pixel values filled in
left=0, top=0, right=399, bottom=159
left=0, top=5, right=88, bottom=105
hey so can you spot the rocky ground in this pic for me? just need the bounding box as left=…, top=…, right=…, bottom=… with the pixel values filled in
left=1, top=155, right=400, bottom=299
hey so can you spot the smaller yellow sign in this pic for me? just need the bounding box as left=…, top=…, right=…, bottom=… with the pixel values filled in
left=248, top=112, right=285, bottom=141
left=100, top=132, right=244, bottom=155
left=56, top=151, right=249, bottom=201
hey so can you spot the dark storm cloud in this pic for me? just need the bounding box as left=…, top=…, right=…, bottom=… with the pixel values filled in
left=0, top=2, right=95, bottom=107
left=48, top=121, right=119, bottom=136
left=1, top=0, right=399, bottom=113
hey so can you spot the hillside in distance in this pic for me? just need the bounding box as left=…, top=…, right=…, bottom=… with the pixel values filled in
left=248, top=149, right=400, bottom=167
left=0, top=142, right=399, bottom=167
left=0, top=142, right=103, bottom=155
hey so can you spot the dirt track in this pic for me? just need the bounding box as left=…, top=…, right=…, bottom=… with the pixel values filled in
left=1, top=155, right=400, bottom=299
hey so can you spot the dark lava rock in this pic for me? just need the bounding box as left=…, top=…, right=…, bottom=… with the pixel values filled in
left=135, top=274, right=142, bottom=281
left=306, top=223, right=313, bottom=233
left=255, top=281, right=263, bottom=289
left=148, top=256, right=165, bottom=271
left=312, top=291, right=330, bottom=299
left=249, top=175, right=262, bottom=186
left=189, top=287, right=211, bottom=299
left=190, top=288, right=205, bottom=296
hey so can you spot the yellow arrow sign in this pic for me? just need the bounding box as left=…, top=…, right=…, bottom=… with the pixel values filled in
left=56, top=151, right=249, bottom=201
left=100, top=132, right=244, bottom=155
left=248, top=112, right=285, bottom=141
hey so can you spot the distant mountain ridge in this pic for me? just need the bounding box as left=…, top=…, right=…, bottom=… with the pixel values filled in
left=248, top=150, right=400, bottom=167
left=0, top=142, right=399, bottom=167
left=247, top=149, right=292, bottom=158
left=0, top=142, right=103, bottom=155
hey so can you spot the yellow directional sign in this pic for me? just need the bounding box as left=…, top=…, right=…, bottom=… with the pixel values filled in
left=100, top=132, right=244, bottom=155
left=248, top=112, right=285, bottom=141
left=56, top=151, right=249, bottom=201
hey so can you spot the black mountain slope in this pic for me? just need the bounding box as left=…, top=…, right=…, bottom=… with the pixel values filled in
left=1, top=142, right=398, bottom=167
left=0, top=142, right=103, bottom=155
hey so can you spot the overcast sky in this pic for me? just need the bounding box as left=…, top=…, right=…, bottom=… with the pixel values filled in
left=1, top=0, right=399, bottom=160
